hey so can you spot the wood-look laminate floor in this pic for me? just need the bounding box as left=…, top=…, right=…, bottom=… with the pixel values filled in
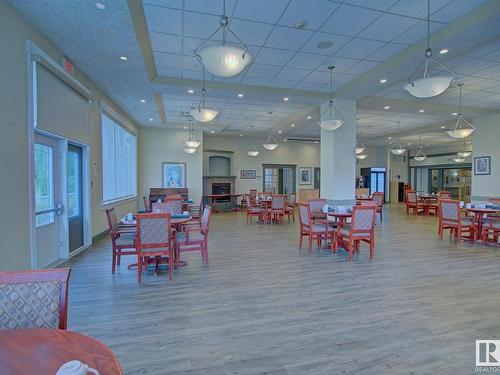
left=64, top=204, right=500, bottom=374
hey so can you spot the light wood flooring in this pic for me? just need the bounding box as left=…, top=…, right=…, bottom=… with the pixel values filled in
left=64, top=204, right=500, bottom=374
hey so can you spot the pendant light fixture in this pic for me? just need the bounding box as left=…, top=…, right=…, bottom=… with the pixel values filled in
left=457, top=138, right=472, bottom=158
left=356, top=154, right=367, bottom=160
left=184, top=118, right=201, bottom=149
left=390, top=121, right=407, bottom=155
left=184, top=146, right=197, bottom=154
left=262, top=111, right=278, bottom=151
left=247, top=144, right=260, bottom=157
left=414, top=137, right=427, bottom=161
left=194, top=0, right=251, bottom=77
left=355, top=119, right=365, bottom=154
left=190, top=67, right=219, bottom=123
left=402, top=0, right=455, bottom=98
left=453, top=156, right=465, bottom=163
left=446, top=83, right=475, bottom=139
left=318, top=66, right=345, bottom=130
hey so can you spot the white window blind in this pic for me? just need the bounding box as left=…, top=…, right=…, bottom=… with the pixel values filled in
left=101, top=113, right=137, bottom=203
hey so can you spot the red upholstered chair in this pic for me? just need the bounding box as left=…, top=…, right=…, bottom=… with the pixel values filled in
left=308, top=198, right=326, bottom=217
left=286, top=193, right=296, bottom=222
left=269, top=194, right=286, bottom=224
left=143, top=196, right=151, bottom=212
left=482, top=218, right=500, bottom=245
left=246, top=195, right=265, bottom=223
left=175, top=206, right=212, bottom=265
left=405, top=191, right=424, bottom=215
left=249, top=189, right=257, bottom=203
left=187, top=200, right=203, bottom=225
left=298, top=203, right=335, bottom=255
left=152, top=200, right=182, bottom=215
left=106, top=208, right=137, bottom=273
left=371, top=192, right=384, bottom=220
left=135, top=213, right=174, bottom=284
left=0, top=268, right=71, bottom=330
left=333, top=205, right=376, bottom=261
left=438, top=191, right=452, bottom=199
left=438, top=199, right=475, bottom=242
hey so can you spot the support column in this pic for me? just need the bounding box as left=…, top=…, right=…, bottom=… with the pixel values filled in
left=320, top=98, right=357, bottom=204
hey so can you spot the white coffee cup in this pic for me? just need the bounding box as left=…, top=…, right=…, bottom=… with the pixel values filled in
left=466, top=203, right=472, bottom=209
left=126, top=213, right=133, bottom=221
left=56, top=360, right=99, bottom=375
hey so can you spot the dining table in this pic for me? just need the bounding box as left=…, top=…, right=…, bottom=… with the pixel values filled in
left=326, top=211, right=353, bottom=227
left=0, top=328, right=123, bottom=375
left=418, top=194, right=438, bottom=215
left=465, top=207, right=500, bottom=241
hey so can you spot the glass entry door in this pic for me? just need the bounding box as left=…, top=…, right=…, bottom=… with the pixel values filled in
left=369, top=168, right=386, bottom=200
left=263, top=165, right=296, bottom=197
left=67, top=144, right=84, bottom=252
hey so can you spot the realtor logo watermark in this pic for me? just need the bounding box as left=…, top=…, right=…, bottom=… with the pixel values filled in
left=476, top=340, right=500, bottom=372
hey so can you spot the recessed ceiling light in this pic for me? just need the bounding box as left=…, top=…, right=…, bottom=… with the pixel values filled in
left=140, top=99, right=146, bottom=103
left=94, top=2, right=106, bottom=10
left=452, top=112, right=458, bottom=116
left=317, top=41, right=333, bottom=49
left=187, top=89, right=194, bottom=94
left=467, top=141, right=471, bottom=144
left=183, top=126, right=188, bottom=129
left=440, top=126, right=446, bottom=129
left=211, top=130, right=215, bottom=134
left=380, top=79, right=387, bottom=84
left=237, top=93, right=244, bottom=98
left=419, top=109, right=425, bottom=113
left=314, top=141, right=319, bottom=144
left=294, top=19, right=308, bottom=29
left=283, top=97, right=289, bottom=102
left=388, top=137, right=392, bottom=140
left=307, top=116, right=312, bottom=119
left=278, top=130, right=282, bottom=134
left=119, top=56, right=128, bottom=61
left=384, top=106, right=390, bottom=110
left=408, top=142, right=412, bottom=145
left=149, top=118, right=154, bottom=122
left=426, top=143, right=430, bottom=146
left=284, top=139, right=288, bottom=142
left=439, top=48, right=449, bottom=54
left=290, top=124, right=295, bottom=127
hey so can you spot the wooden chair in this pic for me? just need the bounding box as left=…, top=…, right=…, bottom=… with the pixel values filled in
left=175, top=206, right=212, bottom=265
left=437, top=191, right=452, bottom=199
left=249, top=189, right=257, bottom=203
left=143, top=196, right=151, bottom=212
left=286, top=193, right=296, bottom=222
left=482, top=218, right=499, bottom=245
left=438, top=199, right=475, bottom=242
left=152, top=200, right=182, bottom=215
left=187, top=200, right=203, bottom=225
left=298, top=203, right=335, bottom=255
left=135, top=213, right=174, bottom=284
left=269, top=194, right=286, bottom=224
left=333, top=205, right=376, bottom=261
left=405, top=191, right=424, bottom=215
left=308, top=198, right=326, bottom=217
left=106, top=208, right=137, bottom=274
left=371, top=192, right=384, bottom=220
left=246, top=195, right=265, bottom=223
left=0, top=268, right=71, bottom=329
left=167, top=194, right=183, bottom=200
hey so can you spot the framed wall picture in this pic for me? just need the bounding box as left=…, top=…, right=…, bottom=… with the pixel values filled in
left=474, top=156, right=491, bottom=175
left=299, top=167, right=312, bottom=185
left=162, top=162, right=186, bottom=188
left=241, top=169, right=256, bottom=179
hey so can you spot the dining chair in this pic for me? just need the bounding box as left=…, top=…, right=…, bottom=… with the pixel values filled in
left=270, top=194, right=286, bottom=224
left=246, top=195, right=265, bottom=223
left=437, top=191, right=452, bottom=199
left=135, top=213, right=174, bottom=284
left=371, top=192, right=384, bottom=220
left=333, top=205, right=376, bottom=261
left=152, top=200, right=182, bottom=215
left=438, top=199, right=475, bottom=242
left=298, top=203, right=335, bottom=255
left=0, top=268, right=71, bottom=330
left=187, top=200, right=203, bottom=225
left=106, top=208, right=137, bottom=274
left=175, top=206, right=212, bottom=265
left=249, top=189, right=257, bottom=203
left=143, top=196, right=151, bottom=212
left=482, top=218, right=499, bottom=245
left=286, top=193, right=296, bottom=222
left=405, top=191, right=424, bottom=215
left=308, top=198, right=326, bottom=217
left=167, top=194, right=182, bottom=200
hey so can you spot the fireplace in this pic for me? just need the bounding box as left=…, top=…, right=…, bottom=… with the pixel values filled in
left=212, top=183, right=231, bottom=202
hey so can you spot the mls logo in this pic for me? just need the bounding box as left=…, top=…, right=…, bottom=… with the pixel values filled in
left=476, top=340, right=500, bottom=366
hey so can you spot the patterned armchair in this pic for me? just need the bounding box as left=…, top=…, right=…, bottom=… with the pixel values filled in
left=152, top=200, right=182, bottom=215
left=0, top=268, right=71, bottom=330
left=298, top=203, right=335, bottom=255
left=135, top=213, right=174, bottom=284
left=334, top=205, right=376, bottom=261
left=438, top=199, right=475, bottom=242
left=175, top=206, right=212, bottom=265
left=371, top=192, right=384, bottom=220
left=270, top=195, right=286, bottom=224
left=286, top=193, right=296, bottom=222
left=246, top=195, right=265, bottom=223
left=308, top=199, right=327, bottom=217
left=405, top=191, right=424, bottom=215
left=106, top=208, right=137, bottom=274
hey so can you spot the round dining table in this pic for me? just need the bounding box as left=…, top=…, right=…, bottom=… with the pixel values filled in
left=465, top=207, right=500, bottom=240
left=0, top=328, right=123, bottom=375
left=326, top=211, right=352, bottom=227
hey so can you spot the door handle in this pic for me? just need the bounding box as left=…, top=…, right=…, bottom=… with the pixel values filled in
left=55, top=202, right=64, bottom=216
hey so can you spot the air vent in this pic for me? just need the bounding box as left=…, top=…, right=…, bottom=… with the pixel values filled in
left=286, top=137, right=320, bottom=143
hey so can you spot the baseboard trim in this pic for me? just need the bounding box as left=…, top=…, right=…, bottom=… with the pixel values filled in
left=92, top=229, right=109, bottom=243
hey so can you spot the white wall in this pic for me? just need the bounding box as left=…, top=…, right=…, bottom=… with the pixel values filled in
left=203, top=136, right=320, bottom=193
left=356, top=146, right=388, bottom=176
left=0, top=2, right=139, bottom=271
left=139, top=128, right=203, bottom=204
left=472, top=113, right=500, bottom=199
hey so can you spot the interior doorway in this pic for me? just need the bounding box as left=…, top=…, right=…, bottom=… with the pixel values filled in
left=262, top=164, right=296, bottom=196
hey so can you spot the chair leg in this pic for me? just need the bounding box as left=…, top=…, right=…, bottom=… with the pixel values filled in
left=117, top=253, right=121, bottom=265
left=348, top=239, right=354, bottom=261
left=299, top=233, right=303, bottom=249
left=137, top=255, right=142, bottom=285
left=308, top=236, right=312, bottom=255
left=369, top=238, right=375, bottom=259
left=112, top=249, right=117, bottom=274
left=168, top=249, right=173, bottom=281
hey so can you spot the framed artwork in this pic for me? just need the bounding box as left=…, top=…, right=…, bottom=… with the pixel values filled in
left=474, top=156, right=491, bottom=175
left=241, top=170, right=256, bottom=179
left=299, top=167, right=312, bottom=185
left=162, top=162, right=186, bottom=188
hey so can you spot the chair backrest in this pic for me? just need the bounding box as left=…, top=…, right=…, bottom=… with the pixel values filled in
left=152, top=200, right=182, bottom=215
left=308, top=199, right=326, bottom=214
left=271, top=195, right=286, bottom=210
left=438, top=191, right=452, bottom=199
left=351, top=205, right=376, bottom=234
left=406, top=191, right=417, bottom=204
left=105, top=207, right=119, bottom=231
left=298, top=203, right=310, bottom=227
left=167, top=194, right=182, bottom=200
left=249, top=189, right=257, bottom=198
left=135, top=213, right=171, bottom=250
left=201, top=205, right=212, bottom=231
left=372, top=192, right=384, bottom=206
left=490, top=197, right=500, bottom=204
left=289, top=193, right=297, bottom=205
left=0, top=268, right=71, bottom=330
left=143, top=196, right=150, bottom=211
left=245, top=194, right=253, bottom=208
left=439, top=199, right=459, bottom=222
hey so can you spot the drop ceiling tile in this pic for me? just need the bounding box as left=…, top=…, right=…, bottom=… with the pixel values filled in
left=347, top=60, right=379, bottom=74
left=320, top=5, right=381, bottom=37
left=181, top=69, right=202, bottom=80
left=184, top=0, right=237, bottom=15
left=392, top=21, right=445, bottom=44
left=343, top=0, right=398, bottom=11
left=287, top=52, right=327, bottom=70
left=454, top=59, right=498, bottom=75
left=335, top=38, right=385, bottom=59
left=267, top=79, right=297, bottom=88
left=367, top=42, right=407, bottom=61
left=143, top=0, right=183, bottom=8
left=253, top=47, right=296, bottom=66
left=294, top=82, right=325, bottom=91
left=431, top=0, right=489, bottom=23
left=183, top=11, right=220, bottom=39
left=157, top=67, right=183, bottom=78
left=482, top=49, right=500, bottom=63
left=154, top=52, right=183, bottom=69
left=230, top=19, right=274, bottom=46
left=275, top=67, right=311, bottom=81
left=233, top=0, right=289, bottom=24
left=302, top=70, right=331, bottom=84
left=265, top=26, right=314, bottom=50
left=278, top=0, right=340, bottom=30
left=150, top=32, right=182, bottom=54
left=358, top=14, right=419, bottom=42
left=245, top=63, right=282, bottom=78
left=318, top=56, right=359, bottom=73
left=300, top=32, right=351, bottom=56
left=388, top=0, right=453, bottom=20
left=144, top=5, right=182, bottom=34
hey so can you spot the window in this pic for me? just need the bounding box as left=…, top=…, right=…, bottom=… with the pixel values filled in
left=35, top=143, right=55, bottom=227
left=101, top=113, right=137, bottom=203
